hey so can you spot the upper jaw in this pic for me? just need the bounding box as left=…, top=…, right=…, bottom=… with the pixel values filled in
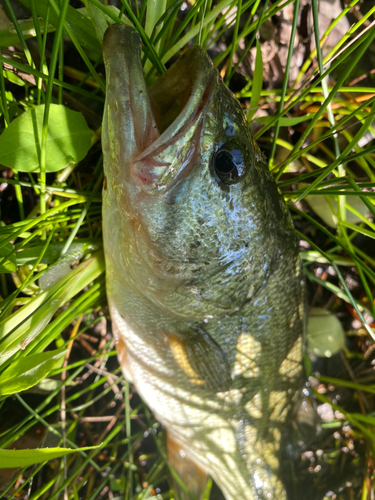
left=103, top=24, right=216, bottom=190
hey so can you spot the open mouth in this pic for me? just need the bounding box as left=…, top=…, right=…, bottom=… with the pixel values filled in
left=147, top=47, right=214, bottom=138
left=103, top=24, right=215, bottom=161
left=148, top=57, right=196, bottom=135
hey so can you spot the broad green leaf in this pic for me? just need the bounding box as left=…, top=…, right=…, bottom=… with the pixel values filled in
left=299, top=181, right=370, bottom=228
left=304, top=194, right=338, bottom=228
left=304, top=193, right=369, bottom=228
left=248, top=40, right=263, bottom=122
left=0, top=104, right=92, bottom=173
left=0, top=446, right=98, bottom=468
left=3, top=70, right=25, bottom=87
left=0, top=348, right=66, bottom=396
left=0, top=242, right=17, bottom=273
left=308, top=308, right=345, bottom=358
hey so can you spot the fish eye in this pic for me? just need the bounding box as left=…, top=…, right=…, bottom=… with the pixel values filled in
left=213, top=146, right=246, bottom=184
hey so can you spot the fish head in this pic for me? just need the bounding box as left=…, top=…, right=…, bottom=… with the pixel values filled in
left=102, top=24, right=294, bottom=309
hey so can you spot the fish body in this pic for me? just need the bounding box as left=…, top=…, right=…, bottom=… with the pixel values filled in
left=102, top=24, right=305, bottom=500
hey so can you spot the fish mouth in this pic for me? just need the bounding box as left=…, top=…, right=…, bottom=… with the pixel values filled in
left=103, top=24, right=215, bottom=190
left=147, top=44, right=214, bottom=140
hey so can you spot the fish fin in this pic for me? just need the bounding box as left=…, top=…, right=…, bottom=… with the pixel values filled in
left=165, top=325, right=232, bottom=392
left=111, top=312, right=134, bottom=383
left=115, top=333, right=134, bottom=383
left=167, top=432, right=208, bottom=500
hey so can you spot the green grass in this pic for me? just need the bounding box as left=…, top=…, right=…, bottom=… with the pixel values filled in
left=0, top=0, right=374, bottom=498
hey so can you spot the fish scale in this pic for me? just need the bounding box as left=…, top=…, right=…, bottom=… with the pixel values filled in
left=102, top=23, right=305, bottom=500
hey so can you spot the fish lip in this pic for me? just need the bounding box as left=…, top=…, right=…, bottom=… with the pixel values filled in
left=103, top=24, right=216, bottom=187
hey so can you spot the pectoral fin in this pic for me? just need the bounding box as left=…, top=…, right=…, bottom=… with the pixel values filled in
left=165, top=325, right=231, bottom=392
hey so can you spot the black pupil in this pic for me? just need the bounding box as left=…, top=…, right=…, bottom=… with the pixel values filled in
left=215, top=151, right=238, bottom=179
left=215, top=151, right=235, bottom=173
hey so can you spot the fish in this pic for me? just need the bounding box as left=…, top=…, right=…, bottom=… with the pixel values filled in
left=102, top=23, right=305, bottom=500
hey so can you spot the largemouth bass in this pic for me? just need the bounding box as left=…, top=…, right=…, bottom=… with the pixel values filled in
left=102, top=23, right=305, bottom=500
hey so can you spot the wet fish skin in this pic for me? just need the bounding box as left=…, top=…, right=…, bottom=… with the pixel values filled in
left=102, top=23, right=305, bottom=500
